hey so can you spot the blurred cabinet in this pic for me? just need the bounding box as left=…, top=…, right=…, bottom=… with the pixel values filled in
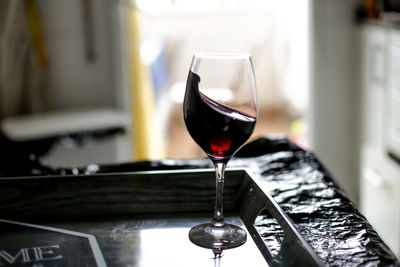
left=359, top=24, right=400, bottom=258
left=360, top=145, right=400, bottom=256
left=359, top=24, right=386, bottom=148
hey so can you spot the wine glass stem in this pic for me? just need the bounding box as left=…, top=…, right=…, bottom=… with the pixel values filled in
left=212, top=162, right=226, bottom=227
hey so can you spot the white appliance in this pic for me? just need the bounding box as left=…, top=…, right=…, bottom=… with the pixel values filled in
left=359, top=23, right=400, bottom=258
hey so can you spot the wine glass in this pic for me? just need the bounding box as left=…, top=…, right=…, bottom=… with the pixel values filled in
left=183, top=53, right=258, bottom=250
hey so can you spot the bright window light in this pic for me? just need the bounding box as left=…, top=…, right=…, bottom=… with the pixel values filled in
left=136, top=0, right=275, bottom=13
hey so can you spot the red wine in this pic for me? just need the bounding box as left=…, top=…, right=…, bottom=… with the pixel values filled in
left=184, top=71, right=256, bottom=163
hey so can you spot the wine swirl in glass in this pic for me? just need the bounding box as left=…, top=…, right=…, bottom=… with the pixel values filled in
left=183, top=53, right=257, bottom=250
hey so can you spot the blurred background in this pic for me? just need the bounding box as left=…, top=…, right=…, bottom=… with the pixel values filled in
left=0, top=0, right=310, bottom=166
left=1, top=0, right=400, bottom=258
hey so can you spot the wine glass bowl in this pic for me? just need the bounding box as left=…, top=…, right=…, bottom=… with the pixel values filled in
left=183, top=53, right=258, bottom=250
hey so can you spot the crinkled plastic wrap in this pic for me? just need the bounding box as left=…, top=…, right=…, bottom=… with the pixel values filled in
left=235, top=138, right=399, bottom=266
left=1, top=136, right=399, bottom=266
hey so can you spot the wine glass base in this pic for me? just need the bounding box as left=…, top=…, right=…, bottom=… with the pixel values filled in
left=189, top=223, right=247, bottom=250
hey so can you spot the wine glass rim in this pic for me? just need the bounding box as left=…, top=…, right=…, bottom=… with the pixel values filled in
left=193, top=52, right=251, bottom=59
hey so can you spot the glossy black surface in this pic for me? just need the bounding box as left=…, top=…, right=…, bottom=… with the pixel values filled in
left=0, top=220, right=104, bottom=266
left=0, top=136, right=399, bottom=266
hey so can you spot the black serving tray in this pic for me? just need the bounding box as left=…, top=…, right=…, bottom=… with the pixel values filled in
left=0, top=168, right=323, bottom=267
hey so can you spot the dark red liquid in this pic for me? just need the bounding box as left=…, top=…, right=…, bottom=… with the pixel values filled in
left=183, top=71, right=256, bottom=163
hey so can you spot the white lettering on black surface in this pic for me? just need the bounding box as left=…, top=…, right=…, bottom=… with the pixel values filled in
left=0, top=245, right=63, bottom=265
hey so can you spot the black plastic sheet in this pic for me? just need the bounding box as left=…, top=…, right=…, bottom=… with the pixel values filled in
left=0, top=136, right=399, bottom=266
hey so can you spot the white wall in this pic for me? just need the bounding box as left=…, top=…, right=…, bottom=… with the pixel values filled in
left=309, top=0, right=360, bottom=203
